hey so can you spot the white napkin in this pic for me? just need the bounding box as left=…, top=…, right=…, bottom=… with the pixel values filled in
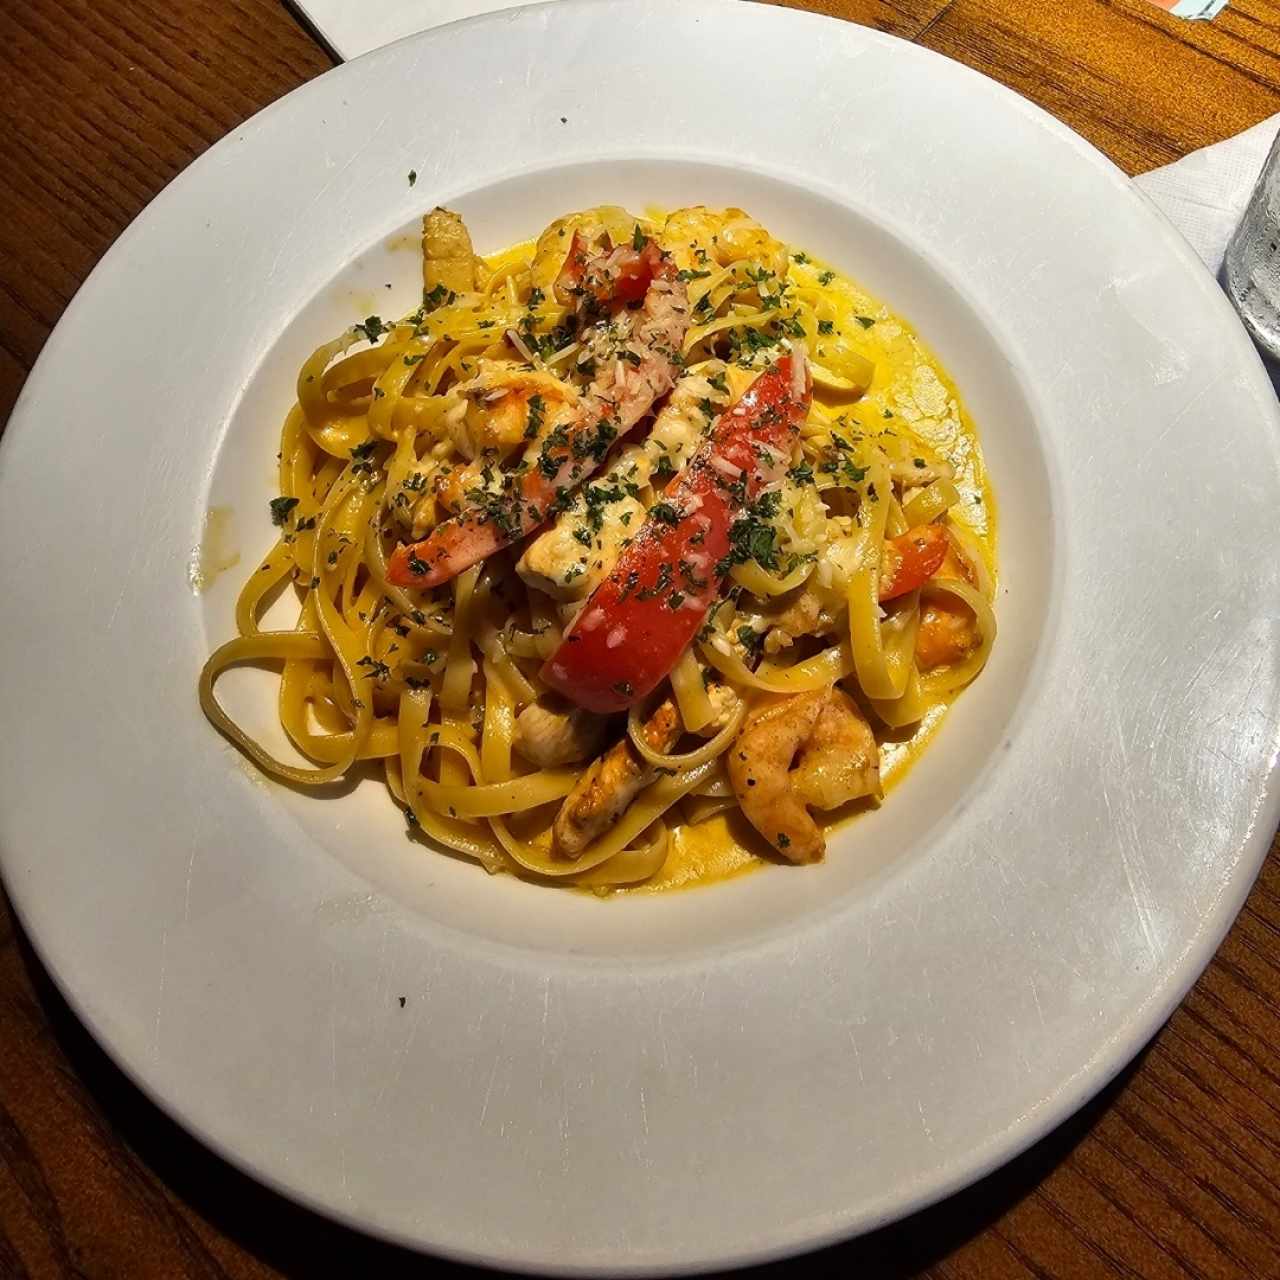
left=292, top=0, right=567, bottom=58
left=1134, top=112, right=1279, bottom=277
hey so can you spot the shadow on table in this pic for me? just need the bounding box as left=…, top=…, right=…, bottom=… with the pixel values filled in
left=17, top=922, right=1144, bottom=1279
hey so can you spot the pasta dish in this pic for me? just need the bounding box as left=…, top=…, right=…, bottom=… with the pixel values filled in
left=199, top=205, right=996, bottom=890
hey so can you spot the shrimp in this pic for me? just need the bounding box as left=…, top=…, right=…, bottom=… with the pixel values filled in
left=915, top=535, right=981, bottom=671
left=728, top=687, right=880, bottom=863
left=552, top=696, right=681, bottom=857
left=450, top=362, right=581, bottom=459
left=387, top=237, right=691, bottom=589
left=659, top=206, right=790, bottom=278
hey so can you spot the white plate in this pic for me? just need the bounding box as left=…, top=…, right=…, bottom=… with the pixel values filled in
left=2, top=2, right=1278, bottom=1273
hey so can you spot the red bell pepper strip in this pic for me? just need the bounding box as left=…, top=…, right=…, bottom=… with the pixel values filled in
left=878, top=524, right=949, bottom=602
left=541, top=351, right=812, bottom=713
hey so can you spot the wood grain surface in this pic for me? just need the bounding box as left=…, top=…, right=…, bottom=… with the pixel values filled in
left=1, top=1, right=1278, bottom=1276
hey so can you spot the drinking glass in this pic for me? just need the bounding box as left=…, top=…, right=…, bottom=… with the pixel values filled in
left=1225, top=128, right=1280, bottom=362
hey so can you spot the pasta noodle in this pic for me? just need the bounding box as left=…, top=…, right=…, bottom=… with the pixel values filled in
left=199, top=204, right=998, bottom=890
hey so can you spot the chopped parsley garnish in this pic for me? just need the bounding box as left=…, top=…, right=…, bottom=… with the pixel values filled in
left=676, top=268, right=712, bottom=282
left=632, top=224, right=647, bottom=250
left=356, top=656, right=391, bottom=681
left=707, top=372, right=729, bottom=394
left=678, top=558, right=707, bottom=589
left=817, top=319, right=834, bottom=335
left=582, top=481, right=624, bottom=532
left=616, top=568, right=641, bottom=602
left=407, top=552, right=430, bottom=577
left=524, top=393, right=546, bottom=439
left=728, top=324, right=777, bottom=363
left=407, top=170, right=417, bottom=187
left=572, top=525, right=593, bottom=547
left=652, top=454, right=677, bottom=481
left=792, top=252, right=809, bottom=264
left=737, top=625, right=764, bottom=654
left=913, top=457, right=926, bottom=469
left=527, top=286, right=545, bottom=308
left=537, top=423, right=570, bottom=476
left=579, top=418, right=617, bottom=462
left=818, top=270, right=835, bottom=285
left=354, top=315, right=385, bottom=343
left=714, top=490, right=782, bottom=576
left=403, top=352, right=425, bottom=366
left=650, top=501, right=681, bottom=525
left=637, top=562, right=673, bottom=600
left=788, top=461, right=814, bottom=485
left=269, top=496, right=300, bottom=525
left=667, top=592, right=686, bottom=610
left=471, top=484, right=521, bottom=535
left=422, top=282, right=451, bottom=312
left=777, top=832, right=791, bottom=849
left=855, top=315, right=875, bottom=329
left=350, top=439, right=378, bottom=476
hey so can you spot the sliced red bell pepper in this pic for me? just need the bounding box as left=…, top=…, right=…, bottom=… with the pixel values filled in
left=541, top=352, right=811, bottom=713
left=878, top=524, right=949, bottom=602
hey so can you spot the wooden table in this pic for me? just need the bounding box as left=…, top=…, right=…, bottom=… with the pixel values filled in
left=1, top=1, right=1277, bottom=1275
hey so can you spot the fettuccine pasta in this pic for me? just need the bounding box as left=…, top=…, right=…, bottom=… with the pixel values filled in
left=199, top=205, right=996, bottom=890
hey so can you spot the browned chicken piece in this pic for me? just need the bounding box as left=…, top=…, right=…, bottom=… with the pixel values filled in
left=763, top=589, right=837, bottom=655
left=515, top=698, right=607, bottom=767
left=422, top=207, right=479, bottom=296
left=553, top=697, right=681, bottom=857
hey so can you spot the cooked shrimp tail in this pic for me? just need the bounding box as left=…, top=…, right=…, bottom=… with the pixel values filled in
left=728, top=687, right=879, bottom=863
